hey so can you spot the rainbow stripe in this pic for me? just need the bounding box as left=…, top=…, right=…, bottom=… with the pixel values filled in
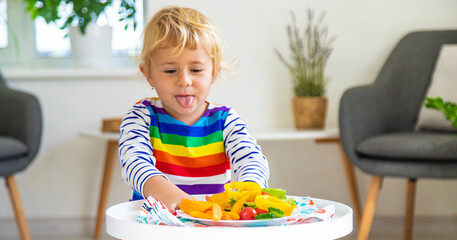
left=145, top=98, right=231, bottom=195
left=119, top=97, right=270, bottom=200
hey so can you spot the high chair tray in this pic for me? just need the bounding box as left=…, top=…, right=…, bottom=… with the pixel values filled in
left=106, top=197, right=353, bottom=240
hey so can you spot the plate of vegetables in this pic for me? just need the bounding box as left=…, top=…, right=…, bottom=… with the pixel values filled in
left=177, top=182, right=299, bottom=227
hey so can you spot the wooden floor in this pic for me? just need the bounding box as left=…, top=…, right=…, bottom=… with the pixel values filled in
left=1, top=216, right=457, bottom=240
left=2, top=234, right=457, bottom=240
left=341, top=232, right=457, bottom=240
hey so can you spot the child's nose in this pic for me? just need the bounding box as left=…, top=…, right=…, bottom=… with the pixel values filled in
left=177, top=71, right=192, bottom=86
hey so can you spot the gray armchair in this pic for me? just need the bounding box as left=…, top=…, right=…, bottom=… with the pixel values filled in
left=339, top=30, right=457, bottom=240
left=0, top=70, right=42, bottom=240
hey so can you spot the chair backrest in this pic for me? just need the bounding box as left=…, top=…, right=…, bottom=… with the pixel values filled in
left=374, top=30, right=457, bottom=130
left=0, top=69, right=42, bottom=176
left=339, top=30, right=457, bottom=169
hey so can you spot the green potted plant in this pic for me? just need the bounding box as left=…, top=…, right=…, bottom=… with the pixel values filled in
left=24, top=0, right=137, bottom=35
left=24, top=0, right=138, bottom=67
left=276, top=9, right=335, bottom=129
left=424, top=97, right=457, bottom=129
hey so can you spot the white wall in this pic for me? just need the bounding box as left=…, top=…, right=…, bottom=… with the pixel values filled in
left=2, top=0, right=457, bottom=220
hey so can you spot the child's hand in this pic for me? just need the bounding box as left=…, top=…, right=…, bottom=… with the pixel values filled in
left=163, top=190, right=193, bottom=212
left=143, top=175, right=192, bottom=212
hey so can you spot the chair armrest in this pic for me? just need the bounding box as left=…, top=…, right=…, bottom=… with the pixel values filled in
left=0, top=88, right=42, bottom=159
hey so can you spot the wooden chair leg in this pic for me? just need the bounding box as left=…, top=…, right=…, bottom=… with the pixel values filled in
left=5, top=175, right=31, bottom=240
left=357, top=175, right=383, bottom=240
left=94, top=140, right=118, bottom=239
left=405, top=178, right=417, bottom=240
left=336, top=139, right=363, bottom=227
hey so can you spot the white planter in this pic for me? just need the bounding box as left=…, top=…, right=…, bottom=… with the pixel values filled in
left=69, top=24, right=112, bottom=68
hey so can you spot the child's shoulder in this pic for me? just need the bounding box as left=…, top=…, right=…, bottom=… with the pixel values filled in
left=135, top=97, right=162, bottom=107
left=205, top=101, right=241, bottom=121
left=206, top=101, right=233, bottom=113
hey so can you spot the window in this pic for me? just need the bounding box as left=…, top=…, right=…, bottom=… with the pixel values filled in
left=35, top=17, right=70, bottom=57
left=0, top=0, right=7, bottom=48
left=0, top=0, right=144, bottom=67
left=35, top=0, right=144, bottom=58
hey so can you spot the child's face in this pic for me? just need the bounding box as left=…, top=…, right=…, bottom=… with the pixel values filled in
left=141, top=46, right=215, bottom=125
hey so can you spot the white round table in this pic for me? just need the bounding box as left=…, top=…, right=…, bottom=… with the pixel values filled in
left=106, top=198, right=353, bottom=240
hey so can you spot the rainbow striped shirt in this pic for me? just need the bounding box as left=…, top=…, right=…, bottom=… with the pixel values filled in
left=119, top=98, right=269, bottom=199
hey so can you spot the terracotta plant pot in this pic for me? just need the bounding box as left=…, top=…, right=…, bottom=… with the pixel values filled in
left=292, top=97, right=328, bottom=129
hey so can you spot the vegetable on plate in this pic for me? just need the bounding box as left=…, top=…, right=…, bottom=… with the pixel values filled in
left=179, top=182, right=297, bottom=221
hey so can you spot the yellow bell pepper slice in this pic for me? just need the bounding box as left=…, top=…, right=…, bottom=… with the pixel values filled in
left=190, top=211, right=213, bottom=220
left=224, top=181, right=262, bottom=202
left=208, top=192, right=231, bottom=209
left=206, top=210, right=240, bottom=220
left=221, top=214, right=232, bottom=220
left=230, top=193, right=249, bottom=215
left=255, top=195, right=295, bottom=216
left=180, top=198, right=213, bottom=215
left=186, top=205, right=224, bottom=222
left=212, top=203, right=222, bottom=221
left=223, top=211, right=240, bottom=220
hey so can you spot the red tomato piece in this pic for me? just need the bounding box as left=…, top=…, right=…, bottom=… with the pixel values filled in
left=255, top=208, right=269, bottom=215
left=239, top=207, right=257, bottom=220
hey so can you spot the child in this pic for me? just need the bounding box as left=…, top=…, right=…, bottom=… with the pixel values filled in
left=118, top=6, right=270, bottom=212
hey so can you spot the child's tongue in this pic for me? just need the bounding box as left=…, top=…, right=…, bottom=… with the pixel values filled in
left=176, top=95, right=194, bottom=107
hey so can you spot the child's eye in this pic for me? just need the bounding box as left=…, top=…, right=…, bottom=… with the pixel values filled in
left=190, top=68, right=203, bottom=73
left=164, top=69, right=177, bottom=74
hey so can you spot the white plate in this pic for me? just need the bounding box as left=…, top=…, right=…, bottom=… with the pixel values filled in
left=176, top=195, right=302, bottom=227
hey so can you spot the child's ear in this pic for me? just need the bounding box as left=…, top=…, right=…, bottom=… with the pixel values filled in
left=212, top=70, right=220, bottom=83
left=139, top=63, right=154, bottom=87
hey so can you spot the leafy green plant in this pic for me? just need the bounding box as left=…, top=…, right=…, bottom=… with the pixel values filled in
left=424, top=96, right=457, bottom=129
left=24, top=0, right=137, bottom=35
left=276, top=9, right=336, bottom=97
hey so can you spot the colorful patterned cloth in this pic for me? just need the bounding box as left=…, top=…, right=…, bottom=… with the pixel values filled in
left=137, top=196, right=186, bottom=226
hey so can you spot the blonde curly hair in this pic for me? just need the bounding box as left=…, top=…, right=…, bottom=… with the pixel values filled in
left=140, top=6, right=225, bottom=77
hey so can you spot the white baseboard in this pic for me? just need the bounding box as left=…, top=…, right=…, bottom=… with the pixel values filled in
left=1, top=216, right=457, bottom=238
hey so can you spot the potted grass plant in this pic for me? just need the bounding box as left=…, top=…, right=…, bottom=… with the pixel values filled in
left=276, top=9, right=335, bottom=129
left=24, top=0, right=138, bottom=67
left=424, top=97, right=457, bottom=129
